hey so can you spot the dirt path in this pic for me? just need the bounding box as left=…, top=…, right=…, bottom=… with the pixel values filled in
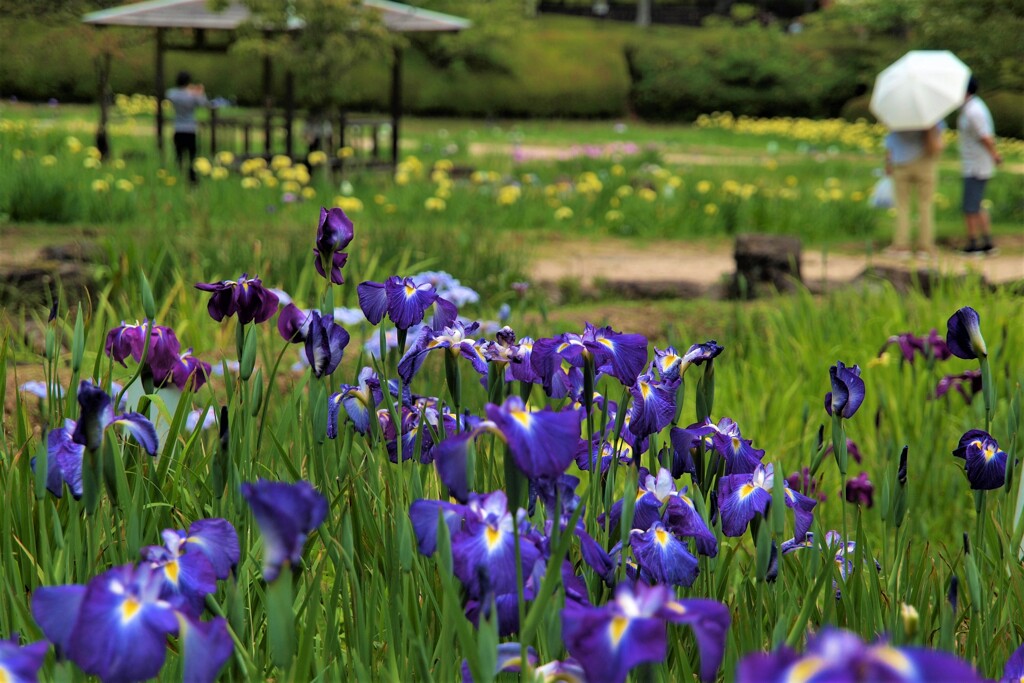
left=529, top=235, right=1024, bottom=291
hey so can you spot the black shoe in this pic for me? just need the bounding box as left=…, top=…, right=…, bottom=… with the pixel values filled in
left=959, top=242, right=983, bottom=255
left=980, top=243, right=998, bottom=256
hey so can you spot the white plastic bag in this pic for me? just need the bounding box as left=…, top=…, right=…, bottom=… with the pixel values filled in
left=869, top=176, right=894, bottom=209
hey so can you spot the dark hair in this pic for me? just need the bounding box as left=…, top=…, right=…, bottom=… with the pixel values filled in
left=967, top=75, right=979, bottom=95
left=176, top=71, right=192, bottom=88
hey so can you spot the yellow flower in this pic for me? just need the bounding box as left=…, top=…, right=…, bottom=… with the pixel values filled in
left=216, top=151, right=235, bottom=166
left=637, top=187, right=657, bottom=202
left=241, top=177, right=261, bottom=189
left=435, top=187, right=451, bottom=200
left=868, top=352, right=892, bottom=368
left=83, top=157, right=101, bottom=169
left=668, top=176, right=683, bottom=189
left=164, top=176, right=177, bottom=186
left=65, top=136, right=83, bottom=153
left=431, top=169, right=449, bottom=183
left=981, top=198, right=993, bottom=210
left=115, top=179, right=134, bottom=192
left=385, top=203, right=398, bottom=214
left=704, top=203, right=718, bottom=216
left=307, top=150, right=327, bottom=166
left=281, top=180, right=301, bottom=193
left=270, top=154, right=292, bottom=170
left=611, top=164, right=625, bottom=176
left=277, top=167, right=296, bottom=181
left=424, top=197, right=446, bottom=212
left=471, top=170, right=488, bottom=184
left=850, top=191, right=864, bottom=202
left=263, top=176, right=278, bottom=188
left=604, top=210, right=624, bottom=222
left=91, top=179, right=109, bottom=192
left=395, top=172, right=409, bottom=186
left=113, top=159, right=126, bottom=170
left=211, top=166, right=229, bottom=180
left=86, top=146, right=102, bottom=160
left=609, top=197, right=621, bottom=208
left=497, top=185, right=522, bottom=206
left=616, top=185, right=633, bottom=198
left=785, top=175, right=798, bottom=187
left=764, top=159, right=778, bottom=170
left=301, top=187, right=317, bottom=200
left=434, top=159, right=454, bottom=172
left=193, top=157, right=213, bottom=175
left=722, top=180, right=741, bottom=195
left=696, top=180, right=712, bottom=194
left=40, top=155, right=57, bottom=167
left=12, top=149, right=24, bottom=161
left=374, top=194, right=388, bottom=205
left=825, top=177, right=841, bottom=189
left=554, top=207, right=574, bottom=221
left=337, top=146, right=354, bottom=159
left=334, top=196, right=364, bottom=213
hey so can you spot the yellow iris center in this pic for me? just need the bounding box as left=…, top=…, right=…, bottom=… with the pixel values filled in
left=164, top=560, right=180, bottom=584
left=608, top=616, right=630, bottom=648
left=510, top=410, right=531, bottom=428
left=654, top=527, right=669, bottom=546
left=485, top=527, right=502, bottom=551
left=121, top=597, right=142, bottom=622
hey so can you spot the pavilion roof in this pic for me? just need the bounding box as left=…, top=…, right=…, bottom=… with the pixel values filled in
left=82, top=0, right=470, bottom=33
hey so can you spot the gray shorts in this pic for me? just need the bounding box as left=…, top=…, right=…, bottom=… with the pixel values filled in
left=962, top=177, right=989, bottom=214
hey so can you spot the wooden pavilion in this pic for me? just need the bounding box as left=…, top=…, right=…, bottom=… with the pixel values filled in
left=82, top=0, right=470, bottom=170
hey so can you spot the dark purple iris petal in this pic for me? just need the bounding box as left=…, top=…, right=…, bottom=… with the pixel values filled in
left=946, top=306, right=987, bottom=360
left=630, top=521, right=699, bottom=587
left=657, top=598, right=731, bottom=683
left=954, top=430, right=1007, bottom=490
left=303, top=311, right=350, bottom=378
left=356, top=280, right=389, bottom=325
left=40, top=421, right=84, bottom=499
left=627, top=371, right=679, bottom=440
left=783, top=485, right=817, bottom=541
left=682, top=340, right=724, bottom=367
left=194, top=279, right=238, bottom=322
left=31, top=583, right=87, bottom=657
left=582, top=323, right=648, bottom=387
left=316, top=206, right=354, bottom=254
left=72, top=381, right=114, bottom=451
left=167, top=348, right=211, bottom=391
left=717, top=465, right=773, bottom=537
left=486, top=396, right=583, bottom=481
left=179, top=614, right=234, bottom=683
left=314, top=250, right=349, bottom=285
left=0, top=637, right=49, bottom=682
left=409, top=499, right=466, bottom=556
left=844, top=472, right=874, bottom=507
left=827, top=361, right=865, bottom=419
left=386, top=277, right=438, bottom=330
left=184, top=518, right=240, bottom=580
left=105, top=321, right=146, bottom=366
left=277, top=303, right=312, bottom=343
left=195, top=274, right=279, bottom=325
left=241, top=479, right=328, bottom=582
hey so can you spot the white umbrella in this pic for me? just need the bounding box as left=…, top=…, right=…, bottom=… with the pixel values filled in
left=869, top=50, right=971, bottom=131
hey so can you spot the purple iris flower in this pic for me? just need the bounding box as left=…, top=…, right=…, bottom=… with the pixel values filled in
left=783, top=531, right=880, bottom=597
left=408, top=498, right=467, bottom=556
left=32, top=564, right=179, bottom=683
left=177, top=614, right=235, bottom=683
left=71, top=381, right=159, bottom=455
left=32, top=420, right=85, bottom=499
left=195, top=273, right=280, bottom=325
left=1003, top=642, right=1024, bottom=683
left=786, top=466, right=826, bottom=502
left=478, top=326, right=520, bottom=367
left=845, top=472, right=874, bottom=507
left=953, top=429, right=1007, bottom=490
left=670, top=417, right=765, bottom=476
left=377, top=403, right=453, bottom=464
left=822, top=437, right=863, bottom=465
left=505, top=336, right=540, bottom=384
left=486, top=395, right=584, bottom=481
left=397, top=320, right=488, bottom=383
left=277, top=303, right=313, bottom=343
left=303, top=310, right=350, bottom=378
left=528, top=336, right=585, bottom=399
left=357, top=276, right=457, bottom=331
left=825, top=361, right=865, bottom=419
left=934, top=370, right=982, bottom=403
left=461, top=644, right=542, bottom=683
left=313, top=207, right=354, bottom=284
left=241, top=479, right=328, bottom=582
left=562, top=581, right=730, bottom=683
left=736, top=627, right=984, bottom=683
left=945, top=306, right=987, bottom=359
left=160, top=347, right=212, bottom=391
left=105, top=320, right=182, bottom=381
left=626, top=369, right=679, bottom=440
left=576, top=435, right=634, bottom=475
left=629, top=520, right=700, bottom=587
left=580, top=322, right=649, bottom=386
left=328, top=367, right=382, bottom=437
left=140, top=518, right=240, bottom=615
left=0, top=636, right=48, bottom=683
left=718, top=463, right=816, bottom=540
left=104, top=320, right=149, bottom=366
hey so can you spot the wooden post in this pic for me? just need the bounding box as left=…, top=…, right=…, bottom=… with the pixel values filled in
left=96, top=49, right=111, bottom=158
left=155, top=28, right=166, bottom=155
left=390, top=46, right=402, bottom=172
left=210, top=108, right=218, bottom=155
left=262, top=52, right=272, bottom=155
left=284, top=70, right=295, bottom=159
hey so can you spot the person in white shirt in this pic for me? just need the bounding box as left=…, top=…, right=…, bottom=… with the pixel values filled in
left=166, top=71, right=209, bottom=185
left=957, top=76, right=1003, bottom=254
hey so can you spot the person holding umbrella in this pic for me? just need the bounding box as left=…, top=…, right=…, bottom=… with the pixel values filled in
left=870, top=50, right=971, bottom=258
left=957, top=76, right=1003, bottom=255
left=884, top=121, right=945, bottom=258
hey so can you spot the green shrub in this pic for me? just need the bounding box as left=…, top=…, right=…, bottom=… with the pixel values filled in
left=840, top=94, right=874, bottom=123
left=985, top=90, right=1024, bottom=140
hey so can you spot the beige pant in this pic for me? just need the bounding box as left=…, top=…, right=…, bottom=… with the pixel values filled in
left=891, top=155, right=939, bottom=251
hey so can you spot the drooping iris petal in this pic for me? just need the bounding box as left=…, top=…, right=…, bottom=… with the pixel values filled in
left=0, top=637, right=49, bottom=683
left=582, top=322, right=648, bottom=387
left=167, top=348, right=212, bottom=391
left=194, top=279, right=238, bottom=322
left=185, top=518, right=240, bottom=580
left=64, top=564, right=179, bottom=683
left=31, top=584, right=87, bottom=656
left=1003, top=642, right=1024, bottom=682
left=953, top=430, right=1007, bottom=490
left=408, top=499, right=466, bottom=557
left=303, top=311, right=350, bottom=378
left=461, top=643, right=539, bottom=683
left=41, top=421, right=84, bottom=499
left=241, top=479, right=328, bottom=582
left=112, top=413, right=160, bottom=455
left=717, top=464, right=774, bottom=537
left=145, top=539, right=217, bottom=617
left=178, top=614, right=235, bottom=683
left=277, top=303, right=312, bottom=343
left=314, top=250, right=349, bottom=285
left=433, top=431, right=476, bottom=504
left=627, top=371, right=678, bottom=440
left=105, top=321, right=147, bottom=366
left=386, top=277, right=438, bottom=330
left=357, top=280, right=389, bottom=325
left=233, top=274, right=280, bottom=325
left=945, top=306, right=987, bottom=360
left=658, top=598, right=731, bottom=683
left=844, top=472, right=875, bottom=507
left=681, top=340, right=724, bottom=369
left=630, top=521, right=700, bottom=587
left=783, top=485, right=817, bottom=542
left=486, top=396, right=583, bottom=480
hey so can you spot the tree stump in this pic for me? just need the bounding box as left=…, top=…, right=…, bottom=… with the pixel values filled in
left=731, top=234, right=803, bottom=298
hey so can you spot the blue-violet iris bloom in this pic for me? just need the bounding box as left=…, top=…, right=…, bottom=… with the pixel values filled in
left=71, top=381, right=159, bottom=455
left=825, top=361, right=865, bottom=419
left=241, top=479, right=328, bottom=582
left=195, top=273, right=280, bottom=325
left=945, top=306, right=987, bottom=360
left=953, top=429, right=1007, bottom=490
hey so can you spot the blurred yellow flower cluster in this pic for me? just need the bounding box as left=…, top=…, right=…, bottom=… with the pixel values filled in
left=114, top=93, right=159, bottom=117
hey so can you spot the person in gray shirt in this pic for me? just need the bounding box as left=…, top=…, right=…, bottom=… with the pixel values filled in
left=957, top=76, right=1003, bottom=254
left=166, top=71, right=209, bottom=184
